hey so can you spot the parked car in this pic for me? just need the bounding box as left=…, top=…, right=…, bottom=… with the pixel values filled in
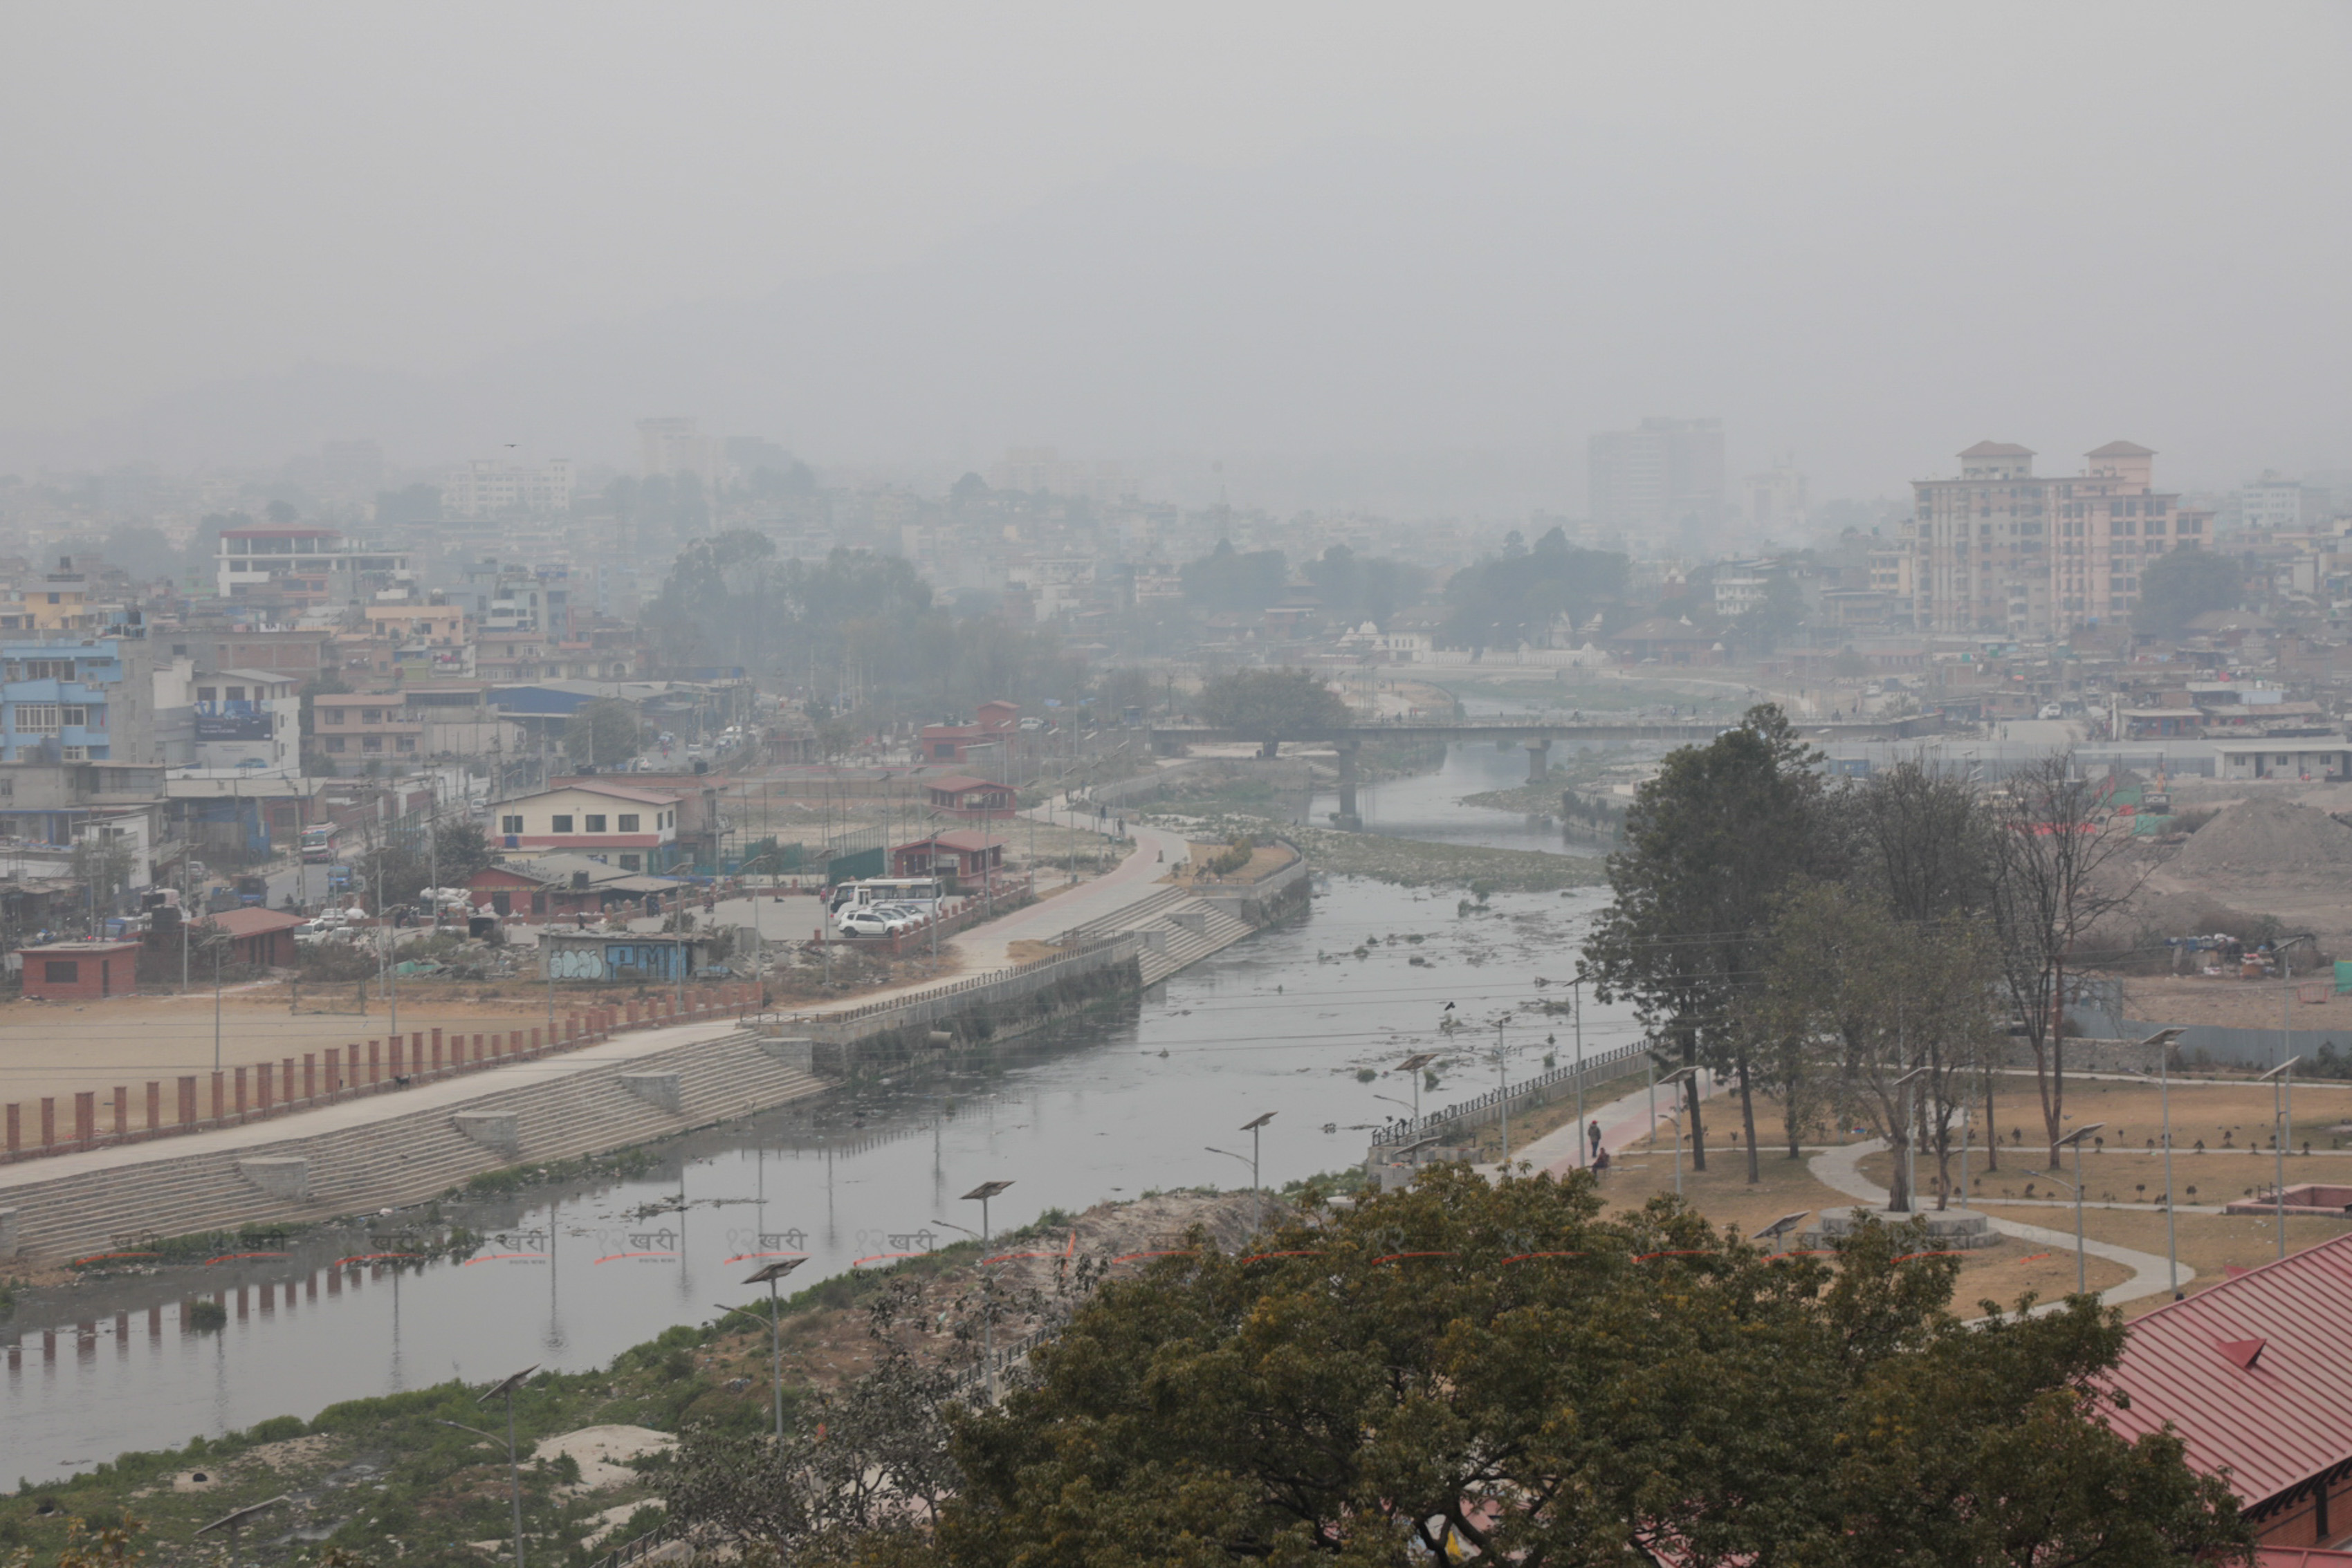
left=2038, top=703, right=2064, bottom=719
left=836, top=907, right=914, bottom=938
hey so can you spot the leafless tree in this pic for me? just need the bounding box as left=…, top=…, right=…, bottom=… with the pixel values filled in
left=1987, top=753, right=2146, bottom=1170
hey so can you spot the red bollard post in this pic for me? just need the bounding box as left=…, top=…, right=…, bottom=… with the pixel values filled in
left=113, top=1085, right=129, bottom=1136
left=257, top=1064, right=273, bottom=1114
left=210, top=1072, right=225, bottom=1123
left=178, top=1076, right=198, bottom=1125
left=367, top=1041, right=380, bottom=1085
left=431, top=1028, right=443, bottom=1074
left=389, top=1036, right=404, bottom=1079
left=74, top=1091, right=95, bottom=1147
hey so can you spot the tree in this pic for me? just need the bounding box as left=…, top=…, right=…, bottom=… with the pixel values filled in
left=1583, top=705, right=1839, bottom=1181
left=877, top=1167, right=2246, bottom=1567
left=1989, top=753, right=2144, bottom=1169
left=356, top=821, right=496, bottom=909
left=1197, top=667, right=1348, bottom=740
left=1303, top=544, right=1423, bottom=627
left=1180, top=539, right=1288, bottom=611
left=564, top=699, right=644, bottom=768
left=2133, top=548, right=2242, bottom=639
left=1752, top=882, right=2001, bottom=1209
left=1848, top=759, right=2004, bottom=1170
left=1441, top=527, right=1628, bottom=649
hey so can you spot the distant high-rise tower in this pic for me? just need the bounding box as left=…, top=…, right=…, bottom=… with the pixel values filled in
left=1745, top=461, right=1809, bottom=537
left=637, top=417, right=715, bottom=489
left=1589, top=417, right=1725, bottom=543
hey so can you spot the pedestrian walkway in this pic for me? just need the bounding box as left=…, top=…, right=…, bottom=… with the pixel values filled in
left=1474, top=1062, right=1724, bottom=1179
left=1809, top=1139, right=2193, bottom=1307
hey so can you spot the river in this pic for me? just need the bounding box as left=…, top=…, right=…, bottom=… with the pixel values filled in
left=1, top=768, right=1646, bottom=1484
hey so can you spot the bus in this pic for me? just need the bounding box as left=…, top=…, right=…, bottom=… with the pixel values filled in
left=825, top=876, right=945, bottom=916
left=300, top=824, right=340, bottom=863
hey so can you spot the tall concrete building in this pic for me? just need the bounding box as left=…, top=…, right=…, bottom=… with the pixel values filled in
left=1589, top=418, right=1724, bottom=545
left=1908, top=441, right=2208, bottom=636
left=637, top=417, right=717, bottom=488
left=444, top=455, right=575, bottom=519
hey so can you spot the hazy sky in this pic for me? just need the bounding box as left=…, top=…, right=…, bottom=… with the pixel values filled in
left=5, top=3, right=2349, bottom=498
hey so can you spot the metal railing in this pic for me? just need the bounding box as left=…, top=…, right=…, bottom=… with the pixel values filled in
left=587, top=1522, right=676, bottom=1568
left=1372, top=1039, right=1652, bottom=1145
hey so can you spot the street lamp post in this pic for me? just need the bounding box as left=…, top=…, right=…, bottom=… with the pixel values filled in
left=2051, top=1123, right=2105, bottom=1295
left=1656, top=1067, right=1696, bottom=1196
left=1395, top=1053, right=1435, bottom=1127
left=2261, top=1055, right=2304, bottom=1262
left=1891, top=1064, right=1931, bottom=1214
left=441, top=1364, right=537, bottom=1568
left=736, top=1257, right=807, bottom=1442
left=2135, top=1029, right=2185, bottom=1298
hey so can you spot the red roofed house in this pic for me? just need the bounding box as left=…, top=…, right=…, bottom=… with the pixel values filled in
left=17, top=939, right=142, bottom=1000
left=918, top=700, right=1020, bottom=763
left=490, top=782, right=683, bottom=872
left=199, top=907, right=309, bottom=968
left=2105, top=1230, right=2352, bottom=1551
left=890, top=831, right=1006, bottom=884
left=925, top=775, right=1016, bottom=820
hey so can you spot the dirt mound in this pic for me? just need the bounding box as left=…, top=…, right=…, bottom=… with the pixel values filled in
left=2175, top=795, right=2352, bottom=878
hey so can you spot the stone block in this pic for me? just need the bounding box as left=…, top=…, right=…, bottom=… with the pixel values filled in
left=452, top=1112, right=520, bottom=1156
left=237, top=1157, right=311, bottom=1202
left=619, top=1072, right=683, bottom=1113
left=757, top=1037, right=814, bottom=1071
left=1803, top=1206, right=2000, bottom=1250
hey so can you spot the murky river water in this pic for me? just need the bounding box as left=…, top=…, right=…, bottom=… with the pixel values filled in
left=3, top=774, right=1648, bottom=1484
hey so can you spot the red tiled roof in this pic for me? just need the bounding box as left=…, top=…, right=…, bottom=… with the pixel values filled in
left=1959, top=441, right=2036, bottom=457
left=199, top=908, right=308, bottom=938
left=2104, top=1230, right=2352, bottom=1506
left=544, top=780, right=680, bottom=806
left=926, top=775, right=1009, bottom=794
left=2259, top=1550, right=2352, bottom=1566
left=2087, top=440, right=2158, bottom=458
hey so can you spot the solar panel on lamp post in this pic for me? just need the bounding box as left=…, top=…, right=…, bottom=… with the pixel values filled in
left=1395, top=1053, right=1436, bottom=1124
left=2260, top=1055, right=2304, bottom=1262
left=1242, top=1112, right=1274, bottom=1227
left=440, top=1364, right=537, bottom=1568
left=962, top=1180, right=1013, bottom=1245
left=1756, top=1210, right=1812, bottom=1256
left=742, top=1257, right=807, bottom=1441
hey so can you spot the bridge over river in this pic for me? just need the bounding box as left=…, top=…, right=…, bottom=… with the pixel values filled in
left=1147, top=715, right=1945, bottom=824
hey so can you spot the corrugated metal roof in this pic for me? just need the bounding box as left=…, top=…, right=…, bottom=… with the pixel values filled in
left=2106, top=1230, right=2352, bottom=1506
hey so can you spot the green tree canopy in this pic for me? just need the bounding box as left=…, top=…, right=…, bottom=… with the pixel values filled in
left=1303, top=544, right=1424, bottom=627
left=1583, top=705, right=1841, bottom=1179
left=1197, top=667, right=1349, bottom=736
left=1441, top=526, right=1629, bottom=649
left=1182, top=539, right=1289, bottom=611
left=356, top=820, right=495, bottom=907
left=2133, top=548, right=2243, bottom=638
left=765, top=1168, right=2246, bottom=1567
left=564, top=699, right=645, bottom=767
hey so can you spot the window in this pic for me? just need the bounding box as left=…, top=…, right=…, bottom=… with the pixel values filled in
left=226, top=686, right=246, bottom=701
left=60, top=746, right=84, bottom=761
left=196, top=686, right=217, bottom=703
left=619, top=854, right=641, bottom=871
left=60, top=706, right=85, bottom=728
left=584, top=814, right=607, bottom=833
left=396, top=736, right=416, bottom=752
left=361, top=708, right=383, bottom=723
left=43, top=960, right=77, bottom=984
left=617, top=813, right=640, bottom=832
left=15, top=703, right=57, bottom=733
left=322, top=708, right=344, bottom=723
left=324, top=736, right=346, bottom=753
left=500, top=815, right=524, bottom=834
left=361, top=735, right=382, bottom=752
left=551, top=814, right=574, bottom=833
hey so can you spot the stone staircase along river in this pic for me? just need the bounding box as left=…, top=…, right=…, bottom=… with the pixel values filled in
left=2, top=1029, right=825, bottom=1265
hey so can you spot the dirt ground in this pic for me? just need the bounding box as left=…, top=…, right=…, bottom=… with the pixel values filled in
left=0, top=985, right=573, bottom=1109
left=2104, top=970, right=2352, bottom=1033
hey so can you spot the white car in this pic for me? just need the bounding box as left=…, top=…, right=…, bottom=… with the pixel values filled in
left=836, top=907, right=914, bottom=938
left=2038, top=704, right=2064, bottom=720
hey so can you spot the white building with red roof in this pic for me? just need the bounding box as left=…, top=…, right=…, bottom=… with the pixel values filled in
left=490, top=781, right=682, bottom=873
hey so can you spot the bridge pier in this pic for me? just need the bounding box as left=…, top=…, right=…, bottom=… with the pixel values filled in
left=1332, top=742, right=1362, bottom=830
left=1524, top=737, right=1552, bottom=783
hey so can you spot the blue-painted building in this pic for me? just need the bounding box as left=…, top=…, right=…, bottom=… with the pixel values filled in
left=0, top=638, right=136, bottom=763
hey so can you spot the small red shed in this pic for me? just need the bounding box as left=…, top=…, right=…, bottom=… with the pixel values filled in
left=891, top=830, right=1007, bottom=882
left=200, top=907, right=308, bottom=968
left=18, top=939, right=143, bottom=1001
left=924, top=775, right=1017, bottom=819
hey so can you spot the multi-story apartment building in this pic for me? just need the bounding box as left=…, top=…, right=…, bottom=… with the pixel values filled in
left=1908, top=441, right=2208, bottom=636
left=2234, top=471, right=2330, bottom=533
left=191, top=669, right=301, bottom=771
left=1590, top=417, right=1725, bottom=543
left=311, top=692, right=423, bottom=769
left=215, top=524, right=411, bottom=605
left=0, top=557, right=120, bottom=634
left=0, top=636, right=158, bottom=764
left=443, top=456, right=574, bottom=519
